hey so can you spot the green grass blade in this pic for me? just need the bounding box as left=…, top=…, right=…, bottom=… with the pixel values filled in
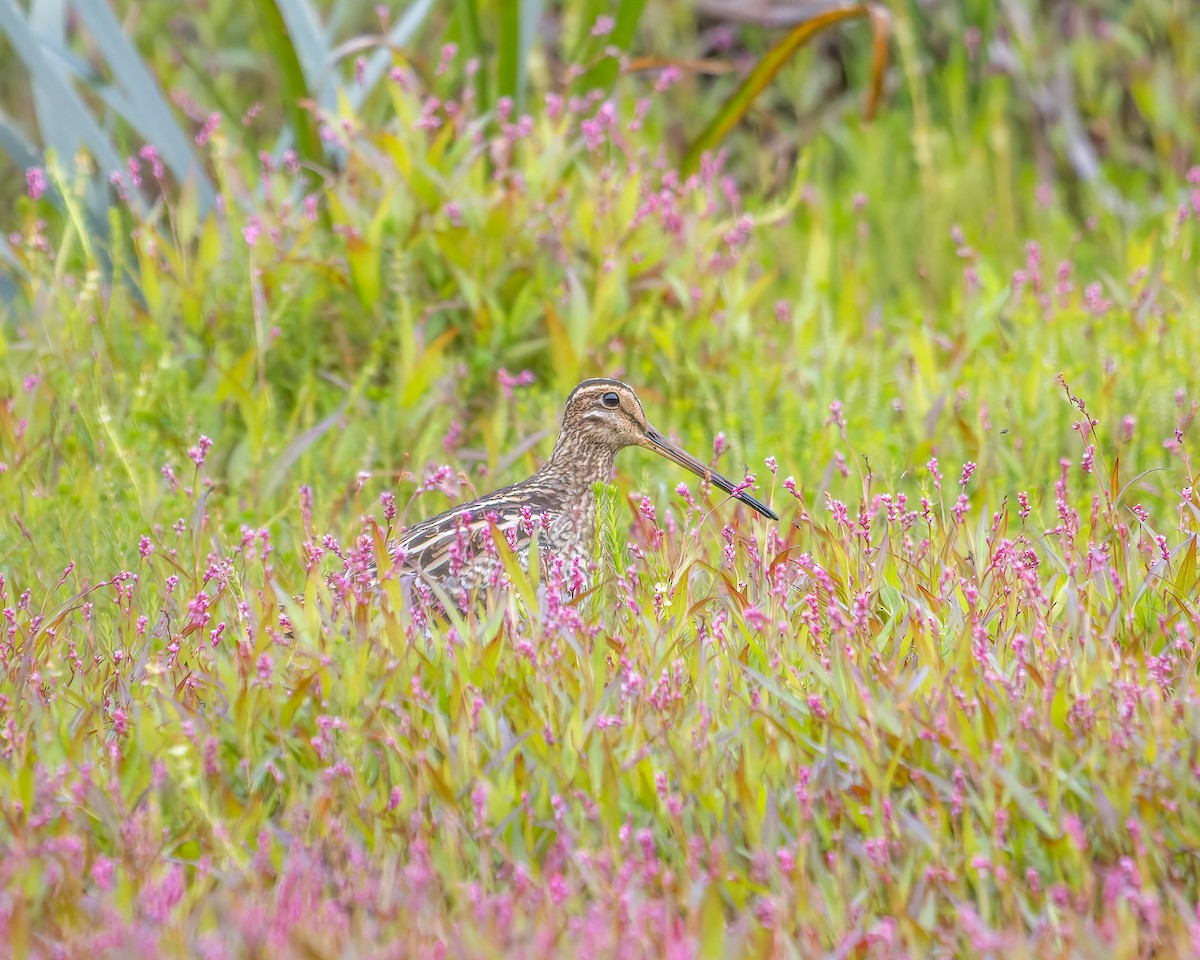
left=492, top=0, right=545, bottom=111
left=271, top=0, right=337, bottom=114
left=497, top=0, right=518, bottom=110
left=454, top=0, right=488, bottom=110
left=263, top=403, right=348, bottom=500
left=681, top=3, right=891, bottom=176
left=248, top=0, right=326, bottom=172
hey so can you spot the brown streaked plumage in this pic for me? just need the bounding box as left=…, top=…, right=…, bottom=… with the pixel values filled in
left=376, top=378, right=778, bottom=600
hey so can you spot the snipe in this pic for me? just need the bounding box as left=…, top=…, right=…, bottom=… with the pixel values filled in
left=375, top=378, right=777, bottom=601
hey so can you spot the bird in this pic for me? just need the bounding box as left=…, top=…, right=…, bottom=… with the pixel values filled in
left=371, top=378, right=778, bottom=604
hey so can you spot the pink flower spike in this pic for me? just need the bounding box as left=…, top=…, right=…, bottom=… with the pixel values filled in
left=655, top=66, right=681, bottom=92
left=497, top=368, right=535, bottom=399
left=195, top=112, right=221, bottom=146
left=242, top=217, right=262, bottom=247
left=188, top=435, right=213, bottom=469
left=25, top=167, right=47, bottom=200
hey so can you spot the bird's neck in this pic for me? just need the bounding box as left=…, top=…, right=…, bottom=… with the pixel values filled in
left=539, top=434, right=620, bottom=494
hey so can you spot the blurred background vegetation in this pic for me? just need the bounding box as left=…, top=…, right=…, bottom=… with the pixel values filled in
left=2, top=0, right=1196, bottom=206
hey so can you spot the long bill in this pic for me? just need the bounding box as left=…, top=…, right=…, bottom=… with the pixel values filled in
left=644, top=427, right=779, bottom=521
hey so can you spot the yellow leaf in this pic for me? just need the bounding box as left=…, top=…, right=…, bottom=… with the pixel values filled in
left=698, top=882, right=726, bottom=958
left=1174, top=536, right=1197, bottom=599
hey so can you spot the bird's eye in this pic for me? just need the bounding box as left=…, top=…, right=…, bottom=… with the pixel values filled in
left=601, top=392, right=620, bottom=408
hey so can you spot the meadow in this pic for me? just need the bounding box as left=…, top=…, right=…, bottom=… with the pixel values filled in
left=2, top=0, right=1200, bottom=956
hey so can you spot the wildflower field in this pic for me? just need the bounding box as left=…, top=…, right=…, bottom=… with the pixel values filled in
left=2, top=0, right=1200, bottom=956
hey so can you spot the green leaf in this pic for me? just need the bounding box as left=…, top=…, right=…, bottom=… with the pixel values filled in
left=271, top=0, right=334, bottom=104
left=453, top=0, right=488, bottom=110
left=1175, top=535, right=1198, bottom=599
left=698, top=881, right=726, bottom=958
left=498, top=1, right=519, bottom=111
left=497, top=0, right=543, bottom=115
left=263, top=403, right=349, bottom=500
left=249, top=0, right=326, bottom=175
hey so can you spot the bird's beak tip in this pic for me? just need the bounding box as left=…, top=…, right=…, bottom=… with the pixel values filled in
left=643, top=424, right=778, bottom=520
left=744, top=497, right=779, bottom=522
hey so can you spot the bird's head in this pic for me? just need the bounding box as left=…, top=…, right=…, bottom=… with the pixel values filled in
left=555, top=378, right=778, bottom=520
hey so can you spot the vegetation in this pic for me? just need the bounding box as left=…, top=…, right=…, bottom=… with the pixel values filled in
left=2, top=0, right=1199, bottom=956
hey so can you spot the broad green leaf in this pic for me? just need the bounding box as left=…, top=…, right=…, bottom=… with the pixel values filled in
left=453, top=0, right=488, bottom=109
left=249, top=0, right=326, bottom=177
left=699, top=881, right=726, bottom=958
left=497, top=0, right=543, bottom=115
left=271, top=0, right=334, bottom=104
left=1174, top=535, right=1198, bottom=599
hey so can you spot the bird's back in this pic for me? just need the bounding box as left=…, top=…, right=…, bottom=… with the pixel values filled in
left=386, top=475, right=595, bottom=591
